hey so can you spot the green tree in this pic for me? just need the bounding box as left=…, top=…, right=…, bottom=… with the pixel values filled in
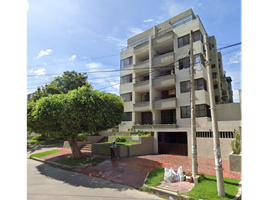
left=27, top=86, right=124, bottom=158
left=30, top=70, right=91, bottom=102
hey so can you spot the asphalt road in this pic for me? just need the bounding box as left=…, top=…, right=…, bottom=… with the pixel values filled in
left=27, top=158, right=164, bottom=200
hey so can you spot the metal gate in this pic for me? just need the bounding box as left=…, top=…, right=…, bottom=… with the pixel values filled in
left=158, top=132, right=188, bottom=156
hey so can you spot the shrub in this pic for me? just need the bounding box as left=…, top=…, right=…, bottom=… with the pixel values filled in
left=231, top=130, right=241, bottom=154
left=77, top=133, right=87, bottom=142
left=115, top=135, right=127, bottom=142
left=32, top=134, right=46, bottom=141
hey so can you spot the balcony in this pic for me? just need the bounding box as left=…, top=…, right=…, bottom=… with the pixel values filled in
left=133, top=101, right=150, bottom=112
left=134, top=41, right=149, bottom=54
left=212, top=73, right=218, bottom=83
left=133, top=80, right=149, bottom=92
left=153, top=97, right=177, bottom=110
left=134, top=59, right=149, bottom=73
left=153, top=74, right=175, bottom=89
left=152, top=30, right=173, bottom=47
left=152, top=51, right=174, bottom=67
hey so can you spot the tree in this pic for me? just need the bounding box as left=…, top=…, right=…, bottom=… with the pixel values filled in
left=30, top=70, right=91, bottom=102
left=27, top=86, right=124, bottom=158
left=47, top=70, right=91, bottom=94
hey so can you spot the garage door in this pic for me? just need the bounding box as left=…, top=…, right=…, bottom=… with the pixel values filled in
left=158, top=132, right=188, bottom=156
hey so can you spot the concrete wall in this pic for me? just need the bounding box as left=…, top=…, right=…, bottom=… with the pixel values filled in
left=216, top=103, right=241, bottom=121
left=92, top=136, right=154, bottom=157
left=196, top=138, right=232, bottom=160
left=85, top=136, right=104, bottom=143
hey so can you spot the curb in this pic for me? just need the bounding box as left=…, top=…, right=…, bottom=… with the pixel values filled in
left=142, top=172, right=190, bottom=200
left=142, top=172, right=242, bottom=200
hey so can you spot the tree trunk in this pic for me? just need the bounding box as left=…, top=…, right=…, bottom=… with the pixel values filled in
left=68, top=135, right=84, bottom=159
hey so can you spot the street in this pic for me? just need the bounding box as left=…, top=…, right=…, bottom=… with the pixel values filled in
left=27, top=158, right=164, bottom=200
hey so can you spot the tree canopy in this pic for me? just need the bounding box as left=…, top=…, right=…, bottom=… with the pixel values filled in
left=27, top=86, right=124, bottom=158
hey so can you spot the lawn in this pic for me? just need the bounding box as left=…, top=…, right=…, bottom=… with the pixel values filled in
left=145, top=167, right=164, bottom=187
left=98, top=141, right=139, bottom=145
left=55, top=156, right=106, bottom=166
left=183, top=174, right=240, bottom=199
left=145, top=168, right=240, bottom=200
left=29, top=150, right=61, bottom=158
left=27, top=139, right=59, bottom=145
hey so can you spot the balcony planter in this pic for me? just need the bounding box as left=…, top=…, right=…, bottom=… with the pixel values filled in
left=229, top=152, right=241, bottom=172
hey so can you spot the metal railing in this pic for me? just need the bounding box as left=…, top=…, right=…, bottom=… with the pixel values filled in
left=121, top=14, right=206, bottom=52
left=153, top=119, right=177, bottom=125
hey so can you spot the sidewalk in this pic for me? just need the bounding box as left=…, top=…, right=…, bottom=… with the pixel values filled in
left=33, top=148, right=241, bottom=190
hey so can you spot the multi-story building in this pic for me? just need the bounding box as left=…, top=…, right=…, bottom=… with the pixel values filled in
left=119, top=9, right=241, bottom=159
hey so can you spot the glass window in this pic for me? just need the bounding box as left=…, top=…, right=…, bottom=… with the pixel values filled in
left=178, top=34, right=190, bottom=48
left=120, top=74, right=132, bottom=84
left=193, top=30, right=203, bottom=43
left=179, top=57, right=190, bottom=70
left=181, top=104, right=210, bottom=118
left=120, top=56, right=133, bottom=68
left=120, top=92, right=132, bottom=102
left=123, top=112, right=132, bottom=121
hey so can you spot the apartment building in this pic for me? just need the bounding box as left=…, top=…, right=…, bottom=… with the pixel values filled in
left=119, top=9, right=241, bottom=159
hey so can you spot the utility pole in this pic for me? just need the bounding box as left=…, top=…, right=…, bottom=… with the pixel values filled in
left=190, top=30, right=197, bottom=177
left=204, top=34, right=225, bottom=197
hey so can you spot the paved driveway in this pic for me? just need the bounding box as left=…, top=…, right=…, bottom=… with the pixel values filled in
left=75, top=154, right=241, bottom=189
left=27, top=158, right=163, bottom=200
left=32, top=148, right=241, bottom=190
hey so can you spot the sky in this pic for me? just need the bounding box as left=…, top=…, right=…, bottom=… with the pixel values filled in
left=27, top=0, right=241, bottom=102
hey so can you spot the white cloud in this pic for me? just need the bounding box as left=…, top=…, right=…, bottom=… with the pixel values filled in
left=34, top=49, right=53, bottom=59
left=33, top=68, right=46, bottom=78
left=69, top=55, right=76, bottom=61
left=29, top=69, right=33, bottom=73
left=228, top=52, right=242, bottom=64
left=127, top=27, right=144, bottom=37
left=143, top=18, right=153, bottom=23
left=85, top=62, right=105, bottom=71
left=103, top=36, right=127, bottom=47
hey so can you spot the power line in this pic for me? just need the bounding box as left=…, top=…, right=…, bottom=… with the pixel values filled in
left=27, top=54, right=119, bottom=68
left=27, top=42, right=241, bottom=90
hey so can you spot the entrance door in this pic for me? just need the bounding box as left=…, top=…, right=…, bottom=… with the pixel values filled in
left=158, top=132, right=188, bottom=156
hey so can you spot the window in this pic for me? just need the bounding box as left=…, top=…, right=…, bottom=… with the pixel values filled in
left=120, top=92, right=132, bottom=102
left=214, top=84, right=218, bottom=89
left=180, top=104, right=211, bottom=118
left=212, top=64, right=216, bottom=68
left=120, top=74, right=132, bottom=84
left=123, top=112, right=132, bottom=121
left=178, top=34, right=190, bottom=48
left=195, top=78, right=207, bottom=91
left=162, top=89, right=176, bottom=99
left=212, top=73, right=218, bottom=79
left=120, top=56, right=133, bottom=68
left=179, top=57, right=190, bottom=70
left=194, top=54, right=205, bottom=66
left=141, top=92, right=150, bottom=102
left=193, top=30, right=203, bottom=43
left=180, top=78, right=207, bottom=93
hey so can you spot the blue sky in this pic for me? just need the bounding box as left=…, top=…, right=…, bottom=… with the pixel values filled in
left=27, top=0, right=241, bottom=101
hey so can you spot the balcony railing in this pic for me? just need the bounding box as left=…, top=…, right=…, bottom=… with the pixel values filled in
left=121, top=15, right=205, bottom=52
left=153, top=119, right=177, bottom=125
left=134, top=121, right=152, bottom=125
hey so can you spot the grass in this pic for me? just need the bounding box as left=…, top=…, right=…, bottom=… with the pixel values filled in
left=98, top=141, right=139, bottom=145
left=29, top=150, right=61, bottom=158
left=55, top=156, right=106, bottom=166
left=145, top=168, right=240, bottom=200
left=182, top=174, right=240, bottom=200
left=27, top=139, right=59, bottom=145
left=145, top=167, right=164, bottom=187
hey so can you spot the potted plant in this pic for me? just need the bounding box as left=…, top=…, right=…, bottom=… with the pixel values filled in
left=229, top=129, right=241, bottom=172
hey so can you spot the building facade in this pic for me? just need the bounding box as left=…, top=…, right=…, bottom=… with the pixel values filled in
left=119, top=9, right=241, bottom=159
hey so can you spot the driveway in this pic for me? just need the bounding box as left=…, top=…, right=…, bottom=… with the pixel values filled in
left=27, top=158, right=164, bottom=200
